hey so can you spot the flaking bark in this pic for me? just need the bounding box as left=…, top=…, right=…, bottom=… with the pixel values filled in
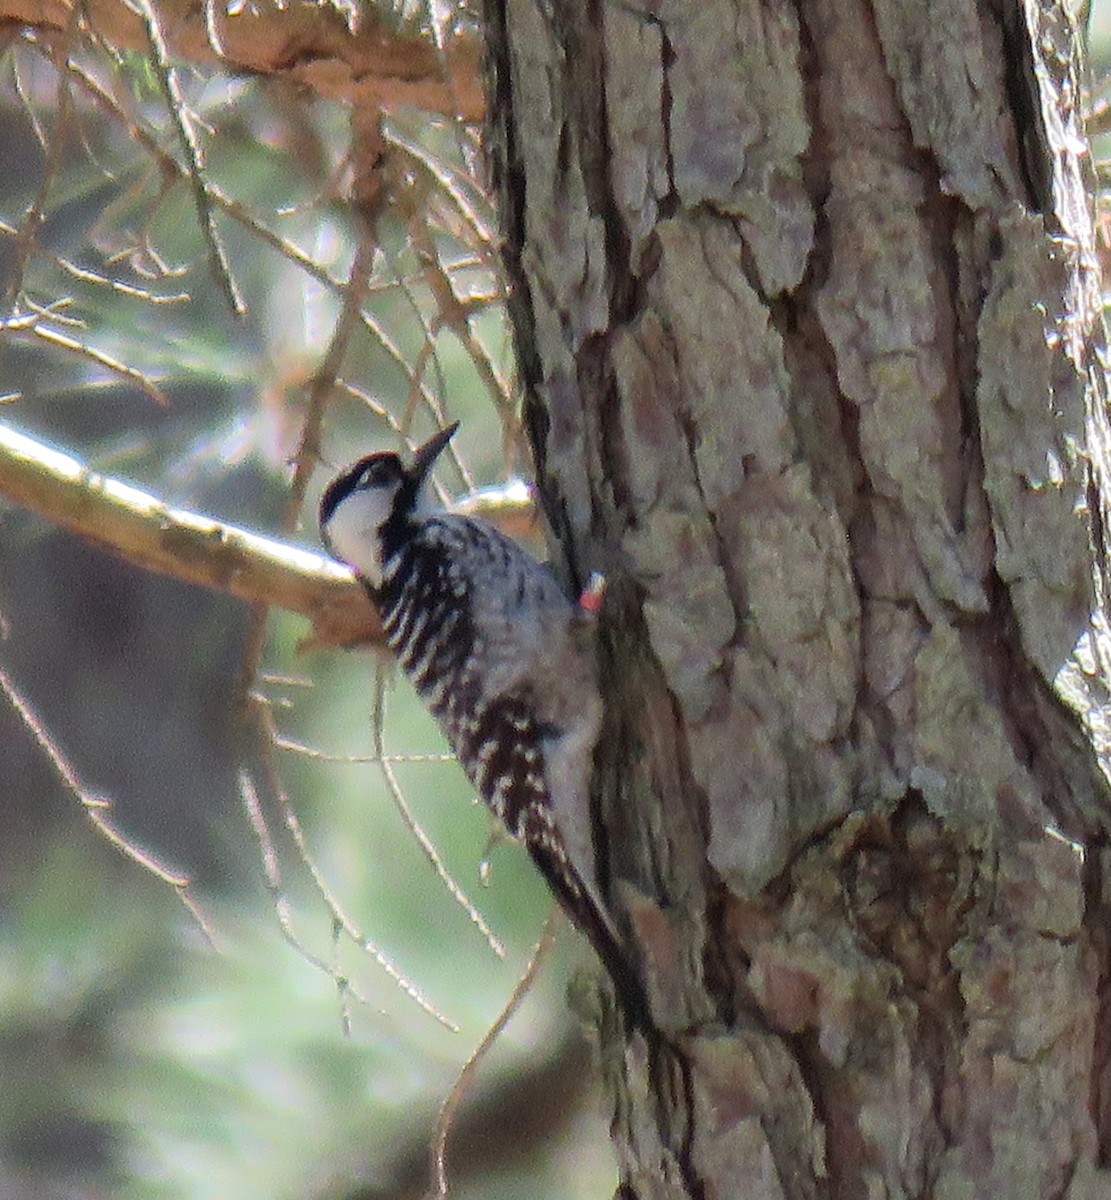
left=483, top=0, right=1111, bottom=1195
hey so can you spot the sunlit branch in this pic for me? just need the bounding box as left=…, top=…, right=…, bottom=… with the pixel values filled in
left=0, top=419, right=538, bottom=650
left=12, top=0, right=484, bottom=121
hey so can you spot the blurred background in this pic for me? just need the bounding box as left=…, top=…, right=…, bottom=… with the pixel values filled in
left=7, top=5, right=1111, bottom=1199
left=0, top=8, right=618, bottom=1198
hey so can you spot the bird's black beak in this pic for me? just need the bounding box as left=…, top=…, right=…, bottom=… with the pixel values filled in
left=411, top=422, right=459, bottom=482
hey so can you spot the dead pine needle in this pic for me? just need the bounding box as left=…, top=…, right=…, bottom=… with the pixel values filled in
left=129, top=0, right=245, bottom=317
left=370, top=668, right=505, bottom=958
left=427, top=906, right=561, bottom=1199
left=239, top=727, right=458, bottom=1032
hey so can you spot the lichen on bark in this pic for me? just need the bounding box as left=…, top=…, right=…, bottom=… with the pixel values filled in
left=483, top=0, right=1111, bottom=1194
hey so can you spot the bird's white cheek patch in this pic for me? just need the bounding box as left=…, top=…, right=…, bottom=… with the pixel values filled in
left=323, top=488, right=393, bottom=586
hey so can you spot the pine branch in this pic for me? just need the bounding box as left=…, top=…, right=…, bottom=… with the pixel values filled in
left=0, top=419, right=536, bottom=650
left=13, top=0, right=484, bottom=122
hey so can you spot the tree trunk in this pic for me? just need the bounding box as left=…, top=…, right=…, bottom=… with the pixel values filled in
left=482, top=0, right=1111, bottom=1195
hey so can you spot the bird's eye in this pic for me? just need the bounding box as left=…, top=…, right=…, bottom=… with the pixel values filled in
left=358, top=461, right=389, bottom=488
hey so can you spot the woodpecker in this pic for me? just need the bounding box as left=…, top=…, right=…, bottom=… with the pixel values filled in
left=319, top=424, right=645, bottom=1026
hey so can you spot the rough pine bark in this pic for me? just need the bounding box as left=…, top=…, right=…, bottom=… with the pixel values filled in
left=482, top=0, right=1111, bottom=1196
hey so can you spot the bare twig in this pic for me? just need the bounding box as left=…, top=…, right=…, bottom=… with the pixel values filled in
left=36, top=41, right=476, bottom=435
left=272, top=730, right=453, bottom=764
left=10, top=53, right=50, bottom=149
left=382, top=120, right=497, bottom=255
left=2, top=2, right=80, bottom=311
left=128, top=0, right=245, bottom=315
left=237, top=233, right=378, bottom=691
left=20, top=320, right=169, bottom=404
left=239, top=763, right=457, bottom=1030
left=428, top=907, right=560, bottom=1198
left=50, top=253, right=191, bottom=304
left=293, top=236, right=376, bottom=508
left=413, top=237, right=519, bottom=465
left=35, top=41, right=347, bottom=292
left=370, top=668, right=507, bottom=958
left=0, top=663, right=215, bottom=942
left=7, top=0, right=485, bottom=121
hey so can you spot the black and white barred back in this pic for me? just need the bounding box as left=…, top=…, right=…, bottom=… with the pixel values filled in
left=319, top=426, right=646, bottom=1027
left=378, top=516, right=570, bottom=840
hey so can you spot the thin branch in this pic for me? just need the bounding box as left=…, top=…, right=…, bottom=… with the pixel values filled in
left=128, top=0, right=245, bottom=315
left=23, top=295, right=86, bottom=329
left=382, top=119, right=498, bottom=258
left=37, top=42, right=349, bottom=297
left=8, top=0, right=485, bottom=121
left=10, top=52, right=50, bottom=150
left=429, top=907, right=560, bottom=1198
left=272, top=730, right=454, bottom=764
left=371, top=668, right=507, bottom=959
left=294, top=236, right=377, bottom=511
left=19, top=320, right=169, bottom=405
left=237, top=233, right=378, bottom=691
left=38, top=42, right=475, bottom=422
left=385, top=251, right=478, bottom=497
left=2, top=2, right=80, bottom=311
left=50, top=253, right=191, bottom=304
left=413, top=237, right=520, bottom=468
left=239, top=763, right=457, bottom=1031
left=0, top=663, right=215, bottom=943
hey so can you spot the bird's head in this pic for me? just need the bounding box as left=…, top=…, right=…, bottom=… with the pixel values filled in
left=319, top=422, right=458, bottom=587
